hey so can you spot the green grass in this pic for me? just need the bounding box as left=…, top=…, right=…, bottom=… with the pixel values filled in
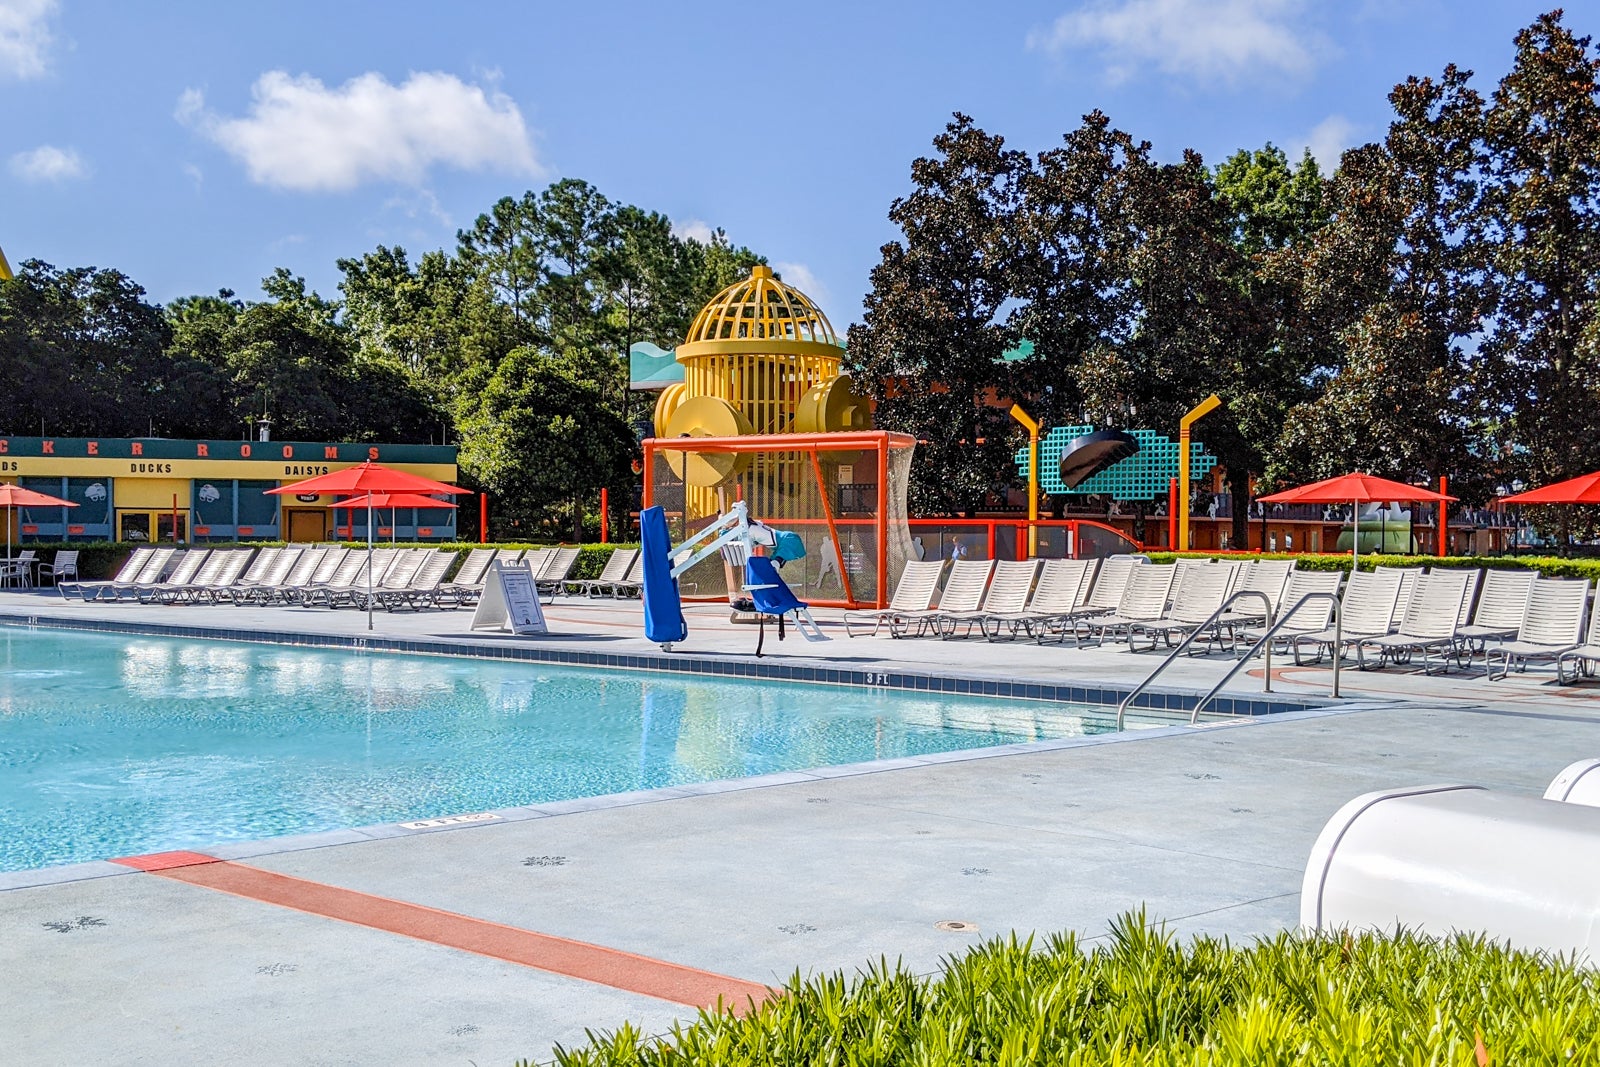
left=532, top=913, right=1599, bottom=1066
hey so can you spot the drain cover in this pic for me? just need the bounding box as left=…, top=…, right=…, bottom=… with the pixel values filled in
left=934, top=920, right=978, bottom=933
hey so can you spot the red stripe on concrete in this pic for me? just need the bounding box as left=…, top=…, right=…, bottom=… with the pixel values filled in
left=153, top=859, right=772, bottom=1012
left=110, top=850, right=222, bottom=872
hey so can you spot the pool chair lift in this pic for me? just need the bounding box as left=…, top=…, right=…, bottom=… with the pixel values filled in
left=643, top=501, right=828, bottom=654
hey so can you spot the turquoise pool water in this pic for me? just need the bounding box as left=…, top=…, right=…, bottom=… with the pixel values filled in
left=0, top=626, right=1116, bottom=871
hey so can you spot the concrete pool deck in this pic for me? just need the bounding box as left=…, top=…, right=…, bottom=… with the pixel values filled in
left=2, top=589, right=1599, bottom=1064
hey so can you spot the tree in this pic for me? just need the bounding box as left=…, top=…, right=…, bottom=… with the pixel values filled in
left=454, top=347, right=635, bottom=540
left=846, top=114, right=1028, bottom=515
left=1481, top=10, right=1600, bottom=498
left=1271, top=63, right=1492, bottom=502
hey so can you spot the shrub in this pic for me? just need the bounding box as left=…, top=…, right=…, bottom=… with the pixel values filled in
left=1144, top=550, right=1600, bottom=582
left=534, top=913, right=1600, bottom=1066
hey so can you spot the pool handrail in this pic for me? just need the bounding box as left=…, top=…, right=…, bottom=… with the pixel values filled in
left=1188, top=591, right=1344, bottom=724
left=1115, top=589, right=1272, bottom=730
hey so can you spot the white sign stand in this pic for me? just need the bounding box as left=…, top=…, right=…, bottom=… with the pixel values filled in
left=470, top=561, right=548, bottom=635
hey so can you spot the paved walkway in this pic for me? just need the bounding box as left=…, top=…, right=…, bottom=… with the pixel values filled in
left=2, top=589, right=1598, bottom=1064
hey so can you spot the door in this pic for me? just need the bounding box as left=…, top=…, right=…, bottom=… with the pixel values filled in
left=118, top=511, right=187, bottom=542
left=286, top=509, right=327, bottom=543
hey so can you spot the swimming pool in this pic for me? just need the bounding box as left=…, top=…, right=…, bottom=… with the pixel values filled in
left=0, top=626, right=1120, bottom=871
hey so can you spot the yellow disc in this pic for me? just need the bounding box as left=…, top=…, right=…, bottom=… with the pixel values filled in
left=662, top=395, right=754, bottom=487
left=653, top=382, right=687, bottom=438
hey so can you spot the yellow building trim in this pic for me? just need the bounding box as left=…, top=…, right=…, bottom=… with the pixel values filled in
left=0, top=457, right=459, bottom=481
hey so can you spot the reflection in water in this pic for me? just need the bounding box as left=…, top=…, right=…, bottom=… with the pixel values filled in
left=0, top=626, right=1112, bottom=871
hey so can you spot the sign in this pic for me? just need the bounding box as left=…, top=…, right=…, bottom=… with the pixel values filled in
left=471, top=561, right=548, bottom=635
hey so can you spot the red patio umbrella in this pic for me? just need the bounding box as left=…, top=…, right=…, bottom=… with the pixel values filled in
left=326, top=492, right=459, bottom=545
left=1257, top=473, right=1455, bottom=567
left=267, top=462, right=469, bottom=630
left=0, top=484, right=77, bottom=565
left=1498, top=471, right=1600, bottom=506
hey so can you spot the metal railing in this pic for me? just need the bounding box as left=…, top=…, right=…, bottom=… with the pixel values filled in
left=1115, top=590, right=1271, bottom=730
left=1189, top=592, right=1343, bottom=722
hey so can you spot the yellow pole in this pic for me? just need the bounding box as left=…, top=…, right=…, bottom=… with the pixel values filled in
left=1178, top=395, right=1223, bottom=553
left=0, top=243, right=13, bottom=281
left=1009, top=405, right=1040, bottom=557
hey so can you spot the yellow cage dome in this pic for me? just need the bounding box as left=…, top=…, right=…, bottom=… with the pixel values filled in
left=683, top=264, right=839, bottom=347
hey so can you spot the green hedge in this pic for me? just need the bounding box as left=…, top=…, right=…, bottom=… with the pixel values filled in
left=1144, top=551, right=1600, bottom=582
left=17, top=540, right=641, bottom=582
left=536, top=913, right=1599, bottom=1066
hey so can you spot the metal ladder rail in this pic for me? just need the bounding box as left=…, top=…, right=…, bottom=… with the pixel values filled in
left=1114, top=590, right=1272, bottom=730
left=1188, top=592, right=1344, bottom=725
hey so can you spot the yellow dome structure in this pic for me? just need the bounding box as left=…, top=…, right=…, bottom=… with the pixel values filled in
left=654, top=265, right=870, bottom=455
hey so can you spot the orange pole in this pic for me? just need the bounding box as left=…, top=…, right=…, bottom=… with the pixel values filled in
left=808, top=447, right=855, bottom=607
left=875, top=434, right=889, bottom=609
left=599, top=487, right=609, bottom=544
left=641, top=442, right=655, bottom=510
left=1168, top=477, right=1179, bottom=550
left=479, top=493, right=488, bottom=544
left=172, top=494, right=179, bottom=543
left=1438, top=475, right=1448, bottom=556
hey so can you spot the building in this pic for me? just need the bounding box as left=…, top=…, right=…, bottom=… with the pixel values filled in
left=0, top=436, right=458, bottom=544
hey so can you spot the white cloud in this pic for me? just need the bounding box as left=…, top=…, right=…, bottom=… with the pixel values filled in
left=672, top=218, right=716, bottom=244
left=177, top=70, right=542, bottom=192
left=9, top=143, right=86, bottom=182
left=1303, top=113, right=1358, bottom=172
left=0, top=0, right=56, bottom=80
left=181, top=161, right=204, bottom=189
left=774, top=261, right=828, bottom=306
left=1028, top=0, right=1324, bottom=86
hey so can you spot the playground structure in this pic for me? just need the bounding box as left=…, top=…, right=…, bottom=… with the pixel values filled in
left=646, top=265, right=903, bottom=608
left=0, top=243, right=13, bottom=281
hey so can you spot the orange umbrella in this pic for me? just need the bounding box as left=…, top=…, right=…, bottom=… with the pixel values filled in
left=0, top=484, right=76, bottom=563
left=1257, top=473, right=1455, bottom=566
left=326, top=493, right=458, bottom=545
left=1499, top=472, right=1600, bottom=506
left=266, top=463, right=468, bottom=631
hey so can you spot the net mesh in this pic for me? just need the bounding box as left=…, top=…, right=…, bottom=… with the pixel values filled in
left=648, top=435, right=915, bottom=608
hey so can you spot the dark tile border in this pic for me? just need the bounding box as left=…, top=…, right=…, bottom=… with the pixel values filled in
left=0, top=611, right=1326, bottom=718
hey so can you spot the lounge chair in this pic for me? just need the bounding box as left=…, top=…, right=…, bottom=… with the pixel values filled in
left=39, top=549, right=78, bottom=586
left=534, top=546, right=581, bottom=602
left=436, top=548, right=499, bottom=606
left=282, top=546, right=352, bottom=604
left=1486, top=578, right=1591, bottom=680
left=1556, top=590, right=1600, bottom=684
left=373, top=550, right=455, bottom=611
left=890, top=559, right=994, bottom=638
left=843, top=559, right=947, bottom=636
left=1125, top=563, right=1235, bottom=652
left=59, top=547, right=154, bottom=600
left=1376, top=565, right=1426, bottom=629
left=217, top=547, right=281, bottom=601
left=1290, top=568, right=1403, bottom=665
left=349, top=549, right=427, bottom=611
left=1232, top=569, right=1343, bottom=653
left=1351, top=569, right=1476, bottom=672
left=572, top=548, right=640, bottom=598
left=105, top=548, right=178, bottom=601
left=136, top=548, right=211, bottom=603
left=190, top=549, right=258, bottom=603
left=980, top=557, right=1095, bottom=641
left=935, top=558, right=1040, bottom=639
left=256, top=547, right=327, bottom=604
left=302, top=549, right=376, bottom=607
left=152, top=548, right=229, bottom=604
left=1456, top=569, right=1536, bottom=652
left=228, top=547, right=304, bottom=605
left=1078, top=565, right=1178, bottom=647
left=608, top=553, right=645, bottom=598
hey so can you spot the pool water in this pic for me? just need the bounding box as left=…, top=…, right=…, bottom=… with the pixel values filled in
left=0, top=626, right=1116, bottom=872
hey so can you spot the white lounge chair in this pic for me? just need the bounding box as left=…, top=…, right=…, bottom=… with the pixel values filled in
left=1290, top=568, right=1403, bottom=665
left=1352, top=569, right=1476, bottom=672
left=1557, top=590, right=1600, bottom=684
left=1456, top=569, right=1536, bottom=652
left=1125, top=563, right=1234, bottom=652
left=572, top=548, right=640, bottom=598
left=890, top=560, right=993, bottom=638
left=1233, top=569, right=1344, bottom=653
left=1078, top=565, right=1178, bottom=647
left=1376, top=564, right=1426, bottom=629
left=437, top=548, right=500, bottom=606
left=1487, top=578, right=1591, bottom=680
left=60, top=547, right=154, bottom=601
left=137, top=549, right=211, bottom=603
left=936, top=559, right=1040, bottom=639
left=39, top=549, right=78, bottom=586
left=980, top=557, right=1094, bottom=641
left=843, top=559, right=947, bottom=636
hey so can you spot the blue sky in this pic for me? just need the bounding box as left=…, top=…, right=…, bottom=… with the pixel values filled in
left=0, top=0, right=1581, bottom=328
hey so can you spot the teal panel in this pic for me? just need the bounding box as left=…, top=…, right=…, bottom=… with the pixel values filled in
left=1016, top=425, right=1219, bottom=498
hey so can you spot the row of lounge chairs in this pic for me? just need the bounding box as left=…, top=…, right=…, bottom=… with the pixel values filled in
left=847, top=555, right=1600, bottom=681
left=53, top=544, right=642, bottom=611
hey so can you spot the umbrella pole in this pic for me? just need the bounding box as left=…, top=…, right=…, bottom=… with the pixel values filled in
left=367, top=500, right=374, bottom=632
left=1352, top=498, right=1359, bottom=572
